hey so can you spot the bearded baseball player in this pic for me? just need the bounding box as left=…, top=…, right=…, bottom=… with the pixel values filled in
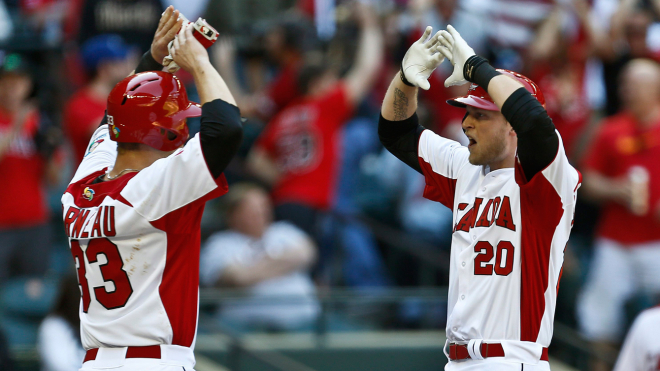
left=61, top=8, right=242, bottom=371
left=379, top=26, right=581, bottom=370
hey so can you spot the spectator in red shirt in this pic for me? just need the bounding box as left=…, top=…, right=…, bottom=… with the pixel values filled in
left=214, top=19, right=308, bottom=121
left=0, top=53, right=60, bottom=283
left=577, top=59, right=660, bottom=366
left=246, top=5, right=384, bottom=286
left=63, top=34, right=134, bottom=164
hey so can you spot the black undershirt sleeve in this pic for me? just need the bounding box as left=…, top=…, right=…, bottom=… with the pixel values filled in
left=500, top=87, right=559, bottom=182
left=199, top=99, right=243, bottom=179
left=378, top=113, right=425, bottom=174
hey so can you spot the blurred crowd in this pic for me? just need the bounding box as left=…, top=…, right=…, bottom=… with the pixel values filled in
left=1, top=0, right=660, bottom=370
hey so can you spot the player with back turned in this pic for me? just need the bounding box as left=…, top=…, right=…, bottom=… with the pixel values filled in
left=61, top=7, right=242, bottom=371
left=379, top=26, right=581, bottom=369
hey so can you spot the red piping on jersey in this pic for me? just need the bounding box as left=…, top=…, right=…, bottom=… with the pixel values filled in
left=149, top=176, right=228, bottom=347
left=417, top=155, right=458, bottom=209
left=65, top=169, right=139, bottom=208
left=518, top=169, right=564, bottom=342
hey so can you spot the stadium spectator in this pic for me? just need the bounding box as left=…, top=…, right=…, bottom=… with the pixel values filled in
left=63, top=34, right=134, bottom=164
left=246, top=4, right=388, bottom=287
left=0, top=53, right=59, bottom=283
left=200, top=183, right=320, bottom=332
left=37, top=275, right=85, bottom=371
left=214, top=18, right=311, bottom=121
left=577, top=59, right=660, bottom=369
left=590, top=0, right=660, bottom=116
left=246, top=3, right=382, bottom=233
left=77, top=0, right=163, bottom=51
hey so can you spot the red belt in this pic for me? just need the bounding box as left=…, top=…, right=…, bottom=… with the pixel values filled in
left=84, top=345, right=161, bottom=363
left=448, top=342, right=549, bottom=361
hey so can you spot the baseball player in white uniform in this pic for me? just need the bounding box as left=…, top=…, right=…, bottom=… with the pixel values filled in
left=378, top=26, right=581, bottom=370
left=61, top=8, right=243, bottom=371
left=614, top=306, right=660, bottom=371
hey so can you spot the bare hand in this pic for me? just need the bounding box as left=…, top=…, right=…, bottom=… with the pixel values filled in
left=170, top=23, right=210, bottom=73
left=610, top=178, right=633, bottom=207
left=151, top=6, right=184, bottom=63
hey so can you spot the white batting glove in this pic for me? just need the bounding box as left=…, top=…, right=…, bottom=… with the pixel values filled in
left=401, top=26, right=445, bottom=90
left=437, top=25, right=476, bottom=87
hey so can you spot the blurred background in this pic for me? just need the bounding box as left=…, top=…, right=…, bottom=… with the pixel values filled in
left=1, top=0, right=660, bottom=370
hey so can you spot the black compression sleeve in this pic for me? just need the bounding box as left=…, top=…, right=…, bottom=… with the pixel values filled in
left=199, top=99, right=244, bottom=178
left=501, top=88, right=559, bottom=181
left=378, top=113, right=424, bottom=174
left=135, top=51, right=163, bottom=73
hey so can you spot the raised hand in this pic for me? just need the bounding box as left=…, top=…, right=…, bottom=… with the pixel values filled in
left=401, top=26, right=445, bottom=90
left=170, top=23, right=209, bottom=73
left=437, top=25, right=476, bottom=87
left=151, top=6, right=185, bottom=63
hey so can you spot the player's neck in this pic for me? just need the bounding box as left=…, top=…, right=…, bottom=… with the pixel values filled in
left=108, top=149, right=170, bottom=179
left=487, top=151, right=516, bottom=172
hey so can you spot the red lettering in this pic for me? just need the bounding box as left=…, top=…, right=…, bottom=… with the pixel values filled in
left=91, top=209, right=103, bottom=238
left=64, top=207, right=80, bottom=237
left=475, top=199, right=493, bottom=227
left=470, top=198, right=483, bottom=228
left=104, top=206, right=116, bottom=237
left=86, top=239, right=133, bottom=310
left=72, top=210, right=90, bottom=238
left=495, top=196, right=516, bottom=231
left=455, top=209, right=473, bottom=232
left=474, top=241, right=494, bottom=275
left=494, top=241, right=514, bottom=276
left=71, top=240, right=91, bottom=312
left=491, top=197, right=501, bottom=222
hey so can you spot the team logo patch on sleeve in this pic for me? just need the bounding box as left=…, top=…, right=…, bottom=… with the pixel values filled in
left=85, top=138, right=105, bottom=157
left=83, top=187, right=95, bottom=201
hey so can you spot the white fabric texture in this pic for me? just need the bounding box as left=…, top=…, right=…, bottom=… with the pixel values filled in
left=200, top=222, right=320, bottom=329
left=38, top=316, right=86, bottom=371
left=577, top=238, right=660, bottom=341
left=613, top=306, right=660, bottom=371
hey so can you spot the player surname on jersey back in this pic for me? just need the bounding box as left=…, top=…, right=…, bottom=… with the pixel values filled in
left=64, top=205, right=117, bottom=239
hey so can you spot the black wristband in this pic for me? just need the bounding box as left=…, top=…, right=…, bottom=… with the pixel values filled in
left=400, top=62, right=415, bottom=87
left=135, top=51, right=163, bottom=73
left=463, top=55, right=500, bottom=89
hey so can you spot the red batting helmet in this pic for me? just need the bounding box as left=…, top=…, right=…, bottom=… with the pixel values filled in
left=447, top=69, right=544, bottom=111
left=107, top=71, right=200, bottom=151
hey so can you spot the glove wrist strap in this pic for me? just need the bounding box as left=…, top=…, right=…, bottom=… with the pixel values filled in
left=463, top=55, right=500, bottom=90
left=135, top=51, right=163, bottom=74
left=400, top=62, right=415, bottom=87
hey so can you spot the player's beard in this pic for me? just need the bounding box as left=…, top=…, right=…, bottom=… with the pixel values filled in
left=468, top=132, right=508, bottom=166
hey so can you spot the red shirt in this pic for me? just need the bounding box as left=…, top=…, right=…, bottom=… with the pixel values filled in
left=583, top=113, right=660, bottom=244
left=258, top=62, right=301, bottom=120
left=64, top=88, right=107, bottom=164
left=256, top=83, right=352, bottom=210
left=0, top=108, right=48, bottom=228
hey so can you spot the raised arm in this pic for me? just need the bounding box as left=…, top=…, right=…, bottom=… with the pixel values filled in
left=379, top=27, right=444, bottom=173
left=171, top=23, right=243, bottom=178
left=344, top=4, right=384, bottom=105
left=439, top=25, right=559, bottom=181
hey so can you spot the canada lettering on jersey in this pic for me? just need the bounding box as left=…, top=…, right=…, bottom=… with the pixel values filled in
left=64, top=205, right=117, bottom=239
left=454, top=195, right=516, bottom=233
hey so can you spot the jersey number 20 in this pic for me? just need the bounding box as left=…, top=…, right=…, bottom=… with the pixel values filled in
left=474, top=241, right=514, bottom=276
left=71, top=239, right=134, bottom=312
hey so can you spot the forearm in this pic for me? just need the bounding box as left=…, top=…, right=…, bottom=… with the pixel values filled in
left=220, top=248, right=314, bottom=287
left=381, top=74, right=418, bottom=121
left=582, top=171, right=627, bottom=205
left=191, top=60, right=237, bottom=106
left=345, top=24, right=384, bottom=103
left=247, top=148, right=280, bottom=186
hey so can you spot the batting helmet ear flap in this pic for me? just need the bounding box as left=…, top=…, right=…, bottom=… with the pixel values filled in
left=107, top=71, right=199, bottom=151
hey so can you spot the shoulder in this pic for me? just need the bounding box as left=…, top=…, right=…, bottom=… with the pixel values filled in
left=597, top=113, right=635, bottom=137
left=633, top=306, right=660, bottom=328
left=204, top=230, right=246, bottom=249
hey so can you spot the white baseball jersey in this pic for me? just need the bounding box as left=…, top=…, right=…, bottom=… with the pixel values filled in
left=61, top=125, right=228, bottom=351
left=417, top=129, right=581, bottom=363
left=614, top=306, right=660, bottom=371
